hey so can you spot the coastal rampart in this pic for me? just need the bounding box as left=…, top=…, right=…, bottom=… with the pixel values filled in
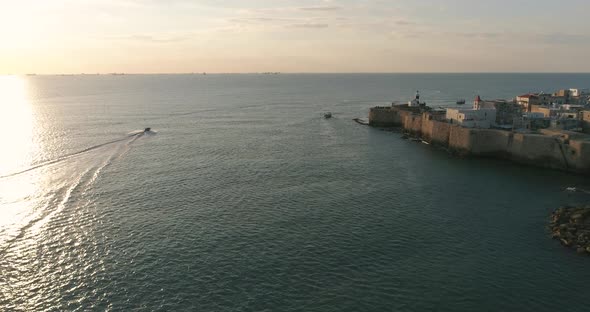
left=368, top=105, right=419, bottom=127
left=402, top=114, right=422, bottom=134
left=369, top=107, right=590, bottom=174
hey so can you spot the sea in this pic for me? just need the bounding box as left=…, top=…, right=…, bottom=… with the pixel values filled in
left=1, top=73, right=590, bottom=311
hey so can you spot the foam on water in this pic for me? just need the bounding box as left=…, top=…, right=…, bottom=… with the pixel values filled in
left=0, top=132, right=147, bottom=252
left=0, top=132, right=145, bottom=179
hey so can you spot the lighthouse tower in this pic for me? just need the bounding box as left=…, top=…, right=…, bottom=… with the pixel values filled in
left=408, top=90, right=421, bottom=107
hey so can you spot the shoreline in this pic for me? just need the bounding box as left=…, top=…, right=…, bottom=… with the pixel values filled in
left=366, top=105, right=590, bottom=175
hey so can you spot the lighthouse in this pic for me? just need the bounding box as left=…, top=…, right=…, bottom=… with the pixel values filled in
left=408, top=90, right=421, bottom=107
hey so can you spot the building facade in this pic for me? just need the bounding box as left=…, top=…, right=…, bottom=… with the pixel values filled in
left=582, top=110, right=590, bottom=134
left=446, top=96, right=497, bottom=128
left=551, top=118, right=581, bottom=131
left=516, top=94, right=539, bottom=111
left=530, top=104, right=558, bottom=117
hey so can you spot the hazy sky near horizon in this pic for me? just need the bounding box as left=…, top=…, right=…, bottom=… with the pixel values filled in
left=1, top=0, right=590, bottom=73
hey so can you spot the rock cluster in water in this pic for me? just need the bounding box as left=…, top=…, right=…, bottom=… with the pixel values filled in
left=550, top=206, right=590, bottom=254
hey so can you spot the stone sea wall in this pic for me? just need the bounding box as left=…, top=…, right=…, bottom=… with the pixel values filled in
left=369, top=107, right=590, bottom=174
left=368, top=106, right=418, bottom=127
left=402, top=114, right=422, bottom=135
left=368, top=107, right=402, bottom=127
left=422, top=118, right=452, bottom=146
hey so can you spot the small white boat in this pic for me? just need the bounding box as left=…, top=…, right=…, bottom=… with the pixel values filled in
left=565, top=187, right=577, bottom=192
left=353, top=118, right=369, bottom=125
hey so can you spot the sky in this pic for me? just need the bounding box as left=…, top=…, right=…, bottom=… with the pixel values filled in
left=1, top=0, right=590, bottom=74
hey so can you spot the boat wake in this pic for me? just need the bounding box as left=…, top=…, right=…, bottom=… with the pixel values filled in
left=0, top=131, right=150, bottom=254
left=0, top=131, right=147, bottom=179
left=565, top=187, right=590, bottom=195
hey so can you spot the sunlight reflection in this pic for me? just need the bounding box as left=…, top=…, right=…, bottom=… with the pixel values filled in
left=0, top=75, right=36, bottom=175
left=0, top=76, right=40, bottom=244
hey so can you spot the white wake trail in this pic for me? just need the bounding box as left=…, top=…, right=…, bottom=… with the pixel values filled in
left=0, top=132, right=147, bottom=253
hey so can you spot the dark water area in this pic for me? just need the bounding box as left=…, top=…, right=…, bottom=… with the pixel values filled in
left=1, top=74, right=590, bottom=311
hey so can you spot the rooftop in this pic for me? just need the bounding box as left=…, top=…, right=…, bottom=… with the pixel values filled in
left=518, top=93, right=538, bottom=99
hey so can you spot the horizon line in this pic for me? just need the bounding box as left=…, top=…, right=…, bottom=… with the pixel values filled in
left=4, top=72, right=590, bottom=76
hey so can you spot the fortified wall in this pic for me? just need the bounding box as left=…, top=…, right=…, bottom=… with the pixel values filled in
left=369, top=106, right=590, bottom=174
left=368, top=105, right=421, bottom=127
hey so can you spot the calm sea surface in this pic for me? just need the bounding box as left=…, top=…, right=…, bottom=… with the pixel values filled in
left=1, top=74, right=590, bottom=311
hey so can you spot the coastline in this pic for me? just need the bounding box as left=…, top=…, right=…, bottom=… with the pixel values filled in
left=366, top=105, right=590, bottom=175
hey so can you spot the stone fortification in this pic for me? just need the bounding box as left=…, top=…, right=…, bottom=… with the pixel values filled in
left=368, top=105, right=420, bottom=127
left=369, top=108, right=590, bottom=174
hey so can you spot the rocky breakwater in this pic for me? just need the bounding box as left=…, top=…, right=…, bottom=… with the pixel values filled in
left=550, top=205, right=590, bottom=254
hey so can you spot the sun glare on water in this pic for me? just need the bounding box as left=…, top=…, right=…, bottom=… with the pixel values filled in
left=0, top=75, right=36, bottom=176
left=0, top=76, right=41, bottom=242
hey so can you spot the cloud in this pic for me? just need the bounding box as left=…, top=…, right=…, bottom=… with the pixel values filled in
left=437, top=31, right=590, bottom=46
left=452, top=32, right=501, bottom=39
left=288, top=23, right=329, bottom=28
left=236, top=5, right=342, bottom=15
left=538, top=33, right=590, bottom=45
left=299, top=6, right=341, bottom=11
left=105, top=34, right=191, bottom=43
left=228, top=15, right=332, bottom=30
left=229, top=17, right=293, bottom=24
left=395, top=20, right=415, bottom=26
